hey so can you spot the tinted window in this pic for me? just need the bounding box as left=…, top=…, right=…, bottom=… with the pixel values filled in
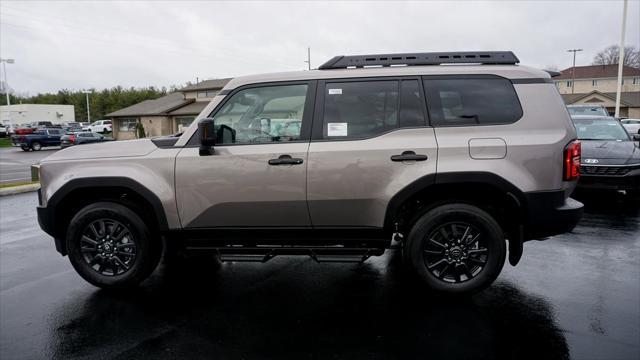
left=399, top=80, right=426, bottom=127
left=212, top=84, right=307, bottom=144
left=48, top=129, right=62, bottom=135
left=424, top=78, right=522, bottom=126
left=323, top=81, right=399, bottom=139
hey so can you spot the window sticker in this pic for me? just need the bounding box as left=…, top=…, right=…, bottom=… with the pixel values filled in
left=327, top=123, right=348, bottom=136
left=328, top=88, right=342, bottom=95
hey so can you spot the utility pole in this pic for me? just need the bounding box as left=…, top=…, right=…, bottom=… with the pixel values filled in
left=82, top=90, right=92, bottom=123
left=304, top=47, right=311, bottom=70
left=1, top=58, right=15, bottom=128
left=567, top=49, right=583, bottom=94
left=614, top=0, right=628, bottom=118
left=196, top=77, right=199, bottom=84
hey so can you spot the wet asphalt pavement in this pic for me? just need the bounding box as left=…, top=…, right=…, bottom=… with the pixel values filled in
left=0, top=191, right=638, bottom=360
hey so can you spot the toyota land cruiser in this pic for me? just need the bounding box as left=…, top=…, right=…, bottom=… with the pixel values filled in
left=36, top=51, right=584, bottom=294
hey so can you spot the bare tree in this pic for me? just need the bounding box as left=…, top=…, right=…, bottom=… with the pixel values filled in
left=592, top=45, right=640, bottom=68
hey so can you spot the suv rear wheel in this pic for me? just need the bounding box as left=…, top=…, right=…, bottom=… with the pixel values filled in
left=66, top=202, right=161, bottom=289
left=405, top=203, right=506, bottom=295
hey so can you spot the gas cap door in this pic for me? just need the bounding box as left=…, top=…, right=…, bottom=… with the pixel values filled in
left=468, top=138, right=507, bottom=159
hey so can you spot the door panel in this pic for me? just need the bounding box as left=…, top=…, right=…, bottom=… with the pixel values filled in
left=307, top=128, right=437, bottom=227
left=176, top=143, right=310, bottom=228
left=175, top=82, right=315, bottom=229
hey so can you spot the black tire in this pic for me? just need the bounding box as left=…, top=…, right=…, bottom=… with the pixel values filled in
left=66, top=202, right=161, bottom=289
left=31, top=141, right=42, bottom=151
left=405, top=203, right=506, bottom=295
left=20, top=145, right=30, bottom=152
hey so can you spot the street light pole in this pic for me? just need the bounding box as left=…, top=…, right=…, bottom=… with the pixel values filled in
left=567, top=49, right=583, bottom=94
left=304, top=47, right=311, bottom=70
left=614, top=0, right=628, bottom=118
left=82, top=90, right=91, bottom=123
left=1, top=58, right=15, bottom=128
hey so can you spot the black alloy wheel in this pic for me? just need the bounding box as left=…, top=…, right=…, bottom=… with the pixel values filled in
left=66, top=202, right=161, bottom=289
left=405, top=203, right=506, bottom=295
left=422, top=222, right=487, bottom=283
left=80, top=218, right=138, bottom=276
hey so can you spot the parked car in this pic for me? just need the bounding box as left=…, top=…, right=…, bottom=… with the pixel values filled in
left=12, top=127, right=64, bottom=151
left=620, top=118, right=640, bottom=135
left=86, top=120, right=112, bottom=133
left=29, top=121, right=55, bottom=129
left=64, top=122, right=83, bottom=133
left=571, top=115, right=640, bottom=195
left=36, top=51, right=583, bottom=294
left=567, top=104, right=610, bottom=117
left=0, top=124, right=7, bottom=138
left=14, top=125, right=35, bottom=135
left=60, top=132, right=114, bottom=148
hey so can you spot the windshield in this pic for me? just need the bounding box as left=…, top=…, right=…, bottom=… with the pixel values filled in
left=567, top=106, right=609, bottom=116
left=572, top=118, right=630, bottom=141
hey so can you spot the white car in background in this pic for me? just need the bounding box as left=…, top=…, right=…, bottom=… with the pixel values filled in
left=0, top=124, right=7, bottom=137
left=621, top=119, right=640, bottom=135
left=86, top=120, right=112, bottom=133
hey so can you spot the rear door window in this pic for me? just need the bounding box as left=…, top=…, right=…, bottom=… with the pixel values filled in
left=321, top=79, right=426, bottom=139
left=423, top=77, right=522, bottom=126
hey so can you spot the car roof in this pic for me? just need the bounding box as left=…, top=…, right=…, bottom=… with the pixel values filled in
left=222, top=64, right=549, bottom=90
left=571, top=115, right=616, bottom=121
left=567, top=104, right=605, bottom=107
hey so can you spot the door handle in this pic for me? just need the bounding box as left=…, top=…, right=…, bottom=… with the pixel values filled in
left=268, top=154, right=304, bottom=165
left=391, top=151, right=428, bottom=162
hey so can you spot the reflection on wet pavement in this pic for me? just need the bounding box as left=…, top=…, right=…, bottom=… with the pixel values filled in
left=0, top=191, right=638, bottom=359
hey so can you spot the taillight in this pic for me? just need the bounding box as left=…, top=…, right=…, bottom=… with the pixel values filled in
left=563, top=140, right=581, bottom=181
left=69, top=134, right=76, bottom=143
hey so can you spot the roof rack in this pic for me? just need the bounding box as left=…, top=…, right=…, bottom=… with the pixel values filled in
left=318, top=51, right=519, bottom=70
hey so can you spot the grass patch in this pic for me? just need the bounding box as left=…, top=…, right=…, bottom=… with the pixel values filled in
left=0, top=137, right=11, bottom=148
left=0, top=181, right=39, bottom=189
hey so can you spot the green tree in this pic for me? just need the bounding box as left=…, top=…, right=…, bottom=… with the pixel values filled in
left=0, top=86, right=171, bottom=122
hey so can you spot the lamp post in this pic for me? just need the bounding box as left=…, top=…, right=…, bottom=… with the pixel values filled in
left=1, top=58, right=15, bottom=128
left=614, top=0, right=628, bottom=118
left=567, top=49, right=583, bottom=94
left=82, top=90, right=92, bottom=123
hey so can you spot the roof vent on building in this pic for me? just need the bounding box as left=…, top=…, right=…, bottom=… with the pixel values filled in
left=318, top=51, right=519, bottom=69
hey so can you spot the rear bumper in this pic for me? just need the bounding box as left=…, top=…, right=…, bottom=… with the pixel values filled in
left=523, top=191, right=583, bottom=240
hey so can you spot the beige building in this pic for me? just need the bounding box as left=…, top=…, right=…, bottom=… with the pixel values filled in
left=555, top=64, right=640, bottom=118
left=107, top=78, right=231, bottom=140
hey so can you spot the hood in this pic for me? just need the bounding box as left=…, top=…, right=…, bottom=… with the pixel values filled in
left=580, top=140, right=640, bottom=165
left=41, top=139, right=157, bottom=163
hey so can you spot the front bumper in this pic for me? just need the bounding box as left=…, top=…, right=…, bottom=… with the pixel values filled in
left=36, top=189, right=66, bottom=255
left=523, top=191, right=584, bottom=240
left=577, top=164, right=640, bottom=191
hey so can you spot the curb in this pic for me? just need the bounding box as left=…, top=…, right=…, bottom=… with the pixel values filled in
left=0, top=184, right=40, bottom=197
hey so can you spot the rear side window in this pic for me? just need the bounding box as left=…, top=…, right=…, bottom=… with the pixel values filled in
left=322, top=79, right=426, bottom=139
left=423, top=77, right=522, bottom=126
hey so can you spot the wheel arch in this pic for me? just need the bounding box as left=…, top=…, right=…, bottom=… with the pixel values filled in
left=384, top=172, right=528, bottom=265
left=45, top=177, right=169, bottom=256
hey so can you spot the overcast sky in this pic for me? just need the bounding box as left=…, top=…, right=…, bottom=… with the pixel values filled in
left=1, top=0, right=639, bottom=95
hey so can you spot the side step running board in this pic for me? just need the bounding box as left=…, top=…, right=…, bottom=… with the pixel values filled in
left=185, top=246, right=385, bottom=264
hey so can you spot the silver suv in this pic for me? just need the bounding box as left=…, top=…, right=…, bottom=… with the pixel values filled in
left=36, top=52, right=584, bottom=294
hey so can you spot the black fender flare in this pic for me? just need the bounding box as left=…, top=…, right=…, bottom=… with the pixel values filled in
left=42, top=177, right=169, bottom=255
left=383, top=172, right=527, bottom=266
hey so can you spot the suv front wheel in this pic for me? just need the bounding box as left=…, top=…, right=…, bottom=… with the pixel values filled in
left=405, top=203, right=506, bottom=295
left=66, top=202, right=161, bottom=289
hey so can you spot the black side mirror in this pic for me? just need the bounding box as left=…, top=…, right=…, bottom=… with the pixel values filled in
left=199, top=118, right=216, bottom=156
